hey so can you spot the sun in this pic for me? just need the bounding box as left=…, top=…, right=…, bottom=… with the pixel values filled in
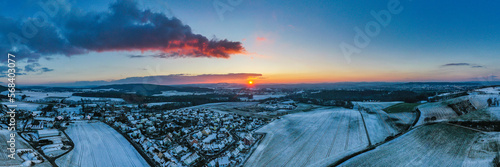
left=248, top=80, right=253, bottom=85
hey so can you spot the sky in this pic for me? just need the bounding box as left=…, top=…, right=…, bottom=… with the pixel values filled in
left=0, top=0, right=499, bottom=86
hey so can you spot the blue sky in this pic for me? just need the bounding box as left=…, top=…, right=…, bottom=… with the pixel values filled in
left=1, top=0, right=499, bottom=85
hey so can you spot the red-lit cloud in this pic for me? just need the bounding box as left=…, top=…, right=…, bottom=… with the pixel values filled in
left=0, top=0, right=246, bottom=62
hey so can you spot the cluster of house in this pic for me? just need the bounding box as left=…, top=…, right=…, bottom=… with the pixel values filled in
left=105, top=108, right=269, bottom=167
left=20, top=128, right=71, bottom=158
left=36, top=129, right=71, bottom=158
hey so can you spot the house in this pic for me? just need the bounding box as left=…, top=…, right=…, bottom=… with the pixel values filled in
left=203, top=134, right=217, bottom=144
left=173, top=146, right=186, bottom=155
left=181, top=152, right=199, bottom=166
left=146, top=126, right=156, bottom=134
left=237, top=144, right=245, bottom=151
left=243, top=133, right=255, bottom=145
left=195, top=131, right=203, bottom=139
left=202, top=129, right=211, bottom=135
left=216, top=156, right=231, bottom=167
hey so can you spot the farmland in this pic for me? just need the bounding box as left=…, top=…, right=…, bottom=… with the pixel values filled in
left=245, top=107, right=370, bottom=167
left=244, top=101, right=423, bottom=167
left=475, top=87, right=500, bottom=94
left=355, top=102, right=417, bottom=144
left=340, top=123, right=499, bottom=167
left=415, top=95, right=498, bottom=126
left=415, top=102, right=458, bottom=126
left=55, top=121, right=149, bottom=167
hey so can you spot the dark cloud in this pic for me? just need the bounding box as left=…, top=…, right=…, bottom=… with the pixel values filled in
left=40, top=67, right=54, bottom=72
left=442, top=63, right=470, bottom=67
left=0, top=66, right=10, bottom=76
left=0, top=15, right=86, bottom=63
left=0, top=65, right=27, bottom=78
left=128, top=55, right=147, bottom=58
left=65, top=73, right=263, bottom=86
left=441, top=63, right=485, bottom=68
left=24, top=63, right=40, bottom=72
left=0, top=0, right=245, bottom=63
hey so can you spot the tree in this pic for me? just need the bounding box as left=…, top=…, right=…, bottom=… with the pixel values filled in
left=41, top=104, right=54, bottom=115
left=487, top=98, right=493, bottom=107
left=493, top=155, right=500, bottom=167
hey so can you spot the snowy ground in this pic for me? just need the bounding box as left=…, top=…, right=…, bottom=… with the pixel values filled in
left=475, top=87, right=500, bottom=94
left=416, top=95, right=499, bottom=126
left=152, top=91, right=208, bottom=96
left=4, top=91, right=73, bottom=101
left=468, top=94, right=500, bottom=109
left=186, top=102, right=258, bottom=109
left=1, top=90, right=124, bottom=102
left=64, top=96, right=125, bottom=102
left=340, top=123, right=499, bottom=167
left=55, top=121, right=149, bottom=167
left=245, top=108, right=370, bottom=167
left=185, top=102, right=259, bottom=116
left=252, top=94, right=286, bottom=100
left=145, top=102, right=175, bottom=106
left=1, top=102, right=44, bottom=111
left=415, top=102, right=457, bottom=126
left=3, top=90, right=125, bottom=102
left=488, top=106, right=500, bottom=120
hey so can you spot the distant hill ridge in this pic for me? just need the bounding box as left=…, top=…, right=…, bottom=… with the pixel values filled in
left=94, top=84, right=212, bottom=95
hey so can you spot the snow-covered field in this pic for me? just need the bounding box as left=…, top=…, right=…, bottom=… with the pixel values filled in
left=415, top=102, right=458, bottom=126
left=340, top=124, right=499, bottom=167
left=56, top=121, right=149, bottom=167
left=1, top=102, right=44, bottom=111
left=3, top=90, right=125, bottom=102
left=64, top=96, right=125, bottom=102
left=354, top=102, right=413, bottom=144
left=0, top=130, right=52, bottom=167
left=185, top=102, right=259, bottom=115
left=152, top=91, right=207, bottom=96
left=252, top=94, right=286, bottom=100
left=468, top=95, right=500, bottom=110
left=186, top=102, right=258, bottom=109
left=57, top=106, right=83, bottom=115
left=416, top=95, right=499, bottom=126
left=475, top=87, right=500, bottom=94
left=0, top=130, right=29, bottom=166
left=488, top=106, right=500, bottom=120
left=145, top=102, right=175, bottom=106
left=9, top=91, right=73, bottom=101
left=245, top=108, right=370, bottom=167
